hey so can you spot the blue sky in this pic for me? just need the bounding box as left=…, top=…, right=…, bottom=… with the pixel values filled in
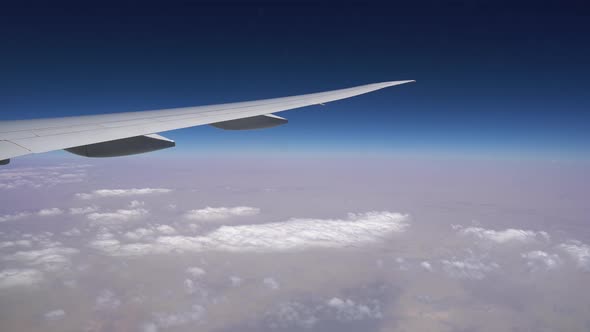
left=1, top=1, right=589, bottom=160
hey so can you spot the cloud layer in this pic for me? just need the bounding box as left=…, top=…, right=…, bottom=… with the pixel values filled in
left=184, top=206, right=260, bottom=221
left=457, top=226, right=549, bottom=244
left=76, top=188, right=172, bottom=200
left=89, top=211, right=409, bottom=256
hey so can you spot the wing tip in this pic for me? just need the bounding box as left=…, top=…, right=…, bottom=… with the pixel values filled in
left=385, top=79, right=415, bottom=86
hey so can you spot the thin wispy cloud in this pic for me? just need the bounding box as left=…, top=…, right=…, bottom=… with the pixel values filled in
left=86, top=208, right=149, bottom=224
left=0, top=208, right=66, bottom=223
left=0, top=268, right=44, bottom=289
left=76, top=188, right=172, bottom=200
left=0, top=164, right=90, bottom=189
left=0, top=212, right=31, bottom=223
left=37, top=208, right=64, bottom=216
left=457, top=225, right=550, bottom=244
left=69, top=206, right=99, bottom=215
left=2, top=246, right=79, bottom=272
left=184, top=206, right=260, bottom=221
left=441, top=257, right=500, bottom=280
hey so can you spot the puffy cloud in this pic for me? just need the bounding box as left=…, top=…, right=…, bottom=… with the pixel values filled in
left=558, top=240, right=590, bottom=271
left=124, top=227, right=156, bottom=241
left=0, top=240, right=32, bottom=249
left=187, top=267, right=206, bottom=278
left=155, top=225, right=176, bottom=235
left=267, top=297, right=382, bottom=329
left=76, top=188, right=172, bottom=199
left=457, top=226, right=549, bottom=244
left=153, top=304, right=205, bottom=328
left=87, top=208, right=149, bottom=224
left=95, top=289, right=121, bottom=310
left=0, top=268, right=44, bottom=289
left=2, top=246, right=79, bottom=272
left=88, top=238, right=122, bottom=255
left=62, top=228, right=82, bottom=237
left=0, top=207, right=67, bottom=223
left=521, top=250, right=562, bottom=270
left=44, top=309, right=66, bottom=321
left=123, top=225, right=175, bottom=241
left=69, top=206, right=98, bottom=215
left=420, top=261, right=433, bottom=271
left=199, top=211, right=409, bottom=252
left=128, top=200, right=145, bottom=208
left=441, top=257, right=499, bottom=280
left=263, top=277, right=280, bottom=290
left=326, top=297, right=383, bottom=321
left=184, top=279, right=197, bottom=294
left=184, top=206, right=260, bottom=221
left=0, top=212, right=32, bottom=223
left=0, top=164, right=90, bottom=190
left=90, top=211, right=409, bottom=256
left=37, top=208, right=64, bottom=217
left=268, top=301, right=318, bottom=329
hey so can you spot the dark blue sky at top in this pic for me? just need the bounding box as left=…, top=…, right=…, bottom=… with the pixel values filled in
left=0, top=0, right=589, bottom=159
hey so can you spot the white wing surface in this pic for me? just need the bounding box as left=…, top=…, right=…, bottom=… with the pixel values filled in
left=0, top=80, right=414, bottom=164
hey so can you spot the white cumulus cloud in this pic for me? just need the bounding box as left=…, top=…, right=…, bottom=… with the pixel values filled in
left=441, top=257, right=499, bottom=280
left=76, top=188, right=172, bottom=200
left=44, top=309, right=66, bottom=321
left=153, top=304, right=205, bottom=328
left=521, top=250, right=561, bottom=271
left=326, top=297, right=383, bottom=321
left=558, top=240, right=590, bottom=271
left=37, top=208, right=64, bottom=217
left=0, top=164, right=90, bottom=190
left=420, top=261, right=433, bottom=271
left=90, top=211, right=409, bottom=256
left=268, top=301, right=318, bottom=329
left=0, top=212, right=32, bottom=223
left=0, top=268, right=44, bottom=289
left=87, top=208, right=149, bottom=224
left=457, top=226, right=549, bottom=244
left=124, top=227, right=156, bottom=241
left=2, top=246, right=79, bottom=272
left=95, top=289, right=121, bottom=310
left=69, top=206, right=99, bottom=215
left=263, top=277, right=280, bottom=290
left=0, top=207, right=68, bottom=222
left=155, top=225, right=176, bottom=235
left=184, top=206, right=260, bottom=221
left=187, top=267, right=206, bottom=278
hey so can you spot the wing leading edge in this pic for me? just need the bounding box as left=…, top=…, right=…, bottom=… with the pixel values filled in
left=0, top=80, right=414, bottom=164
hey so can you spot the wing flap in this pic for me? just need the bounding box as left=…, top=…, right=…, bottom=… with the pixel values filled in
left=210, top=114, right=288, bottom=130
left=65, top=134, right=175, bottom=158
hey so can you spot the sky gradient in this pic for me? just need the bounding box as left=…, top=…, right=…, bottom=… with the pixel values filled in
left=1, top=1, right=589, bottom=160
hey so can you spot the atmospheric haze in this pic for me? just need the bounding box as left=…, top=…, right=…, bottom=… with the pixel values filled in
left=0, top=156, right=589, bottom=332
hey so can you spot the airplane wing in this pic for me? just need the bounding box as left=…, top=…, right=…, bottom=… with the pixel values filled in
left=0, top=80, right=414, bottom=164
